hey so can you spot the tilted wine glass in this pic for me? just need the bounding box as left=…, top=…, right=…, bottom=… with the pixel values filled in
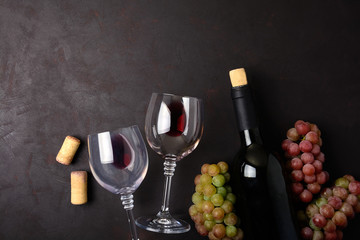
left=88, top=125, right=148, bottom=240
left=136, top=93, right=204, bottom=234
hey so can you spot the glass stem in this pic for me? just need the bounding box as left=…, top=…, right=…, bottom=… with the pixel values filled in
left=159, top=156, right=177, bottom=216
left=121, top=193, right=139, bottom=240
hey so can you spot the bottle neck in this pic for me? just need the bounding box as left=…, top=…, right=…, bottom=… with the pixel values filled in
left=231, top=85, right=262, bottom=146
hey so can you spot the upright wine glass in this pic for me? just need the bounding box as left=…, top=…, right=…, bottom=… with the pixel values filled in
left=88, top=125, right=148, bottom=240
left=136, top=93, right=204, bottom=234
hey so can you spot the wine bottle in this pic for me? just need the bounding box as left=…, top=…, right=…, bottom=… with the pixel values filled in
left=229, top=68, right=299, bottom=240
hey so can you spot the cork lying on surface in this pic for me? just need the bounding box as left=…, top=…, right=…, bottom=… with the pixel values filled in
left=56, top=136, right=80, bottom=165
left=71, top=171, right=87, bottom=205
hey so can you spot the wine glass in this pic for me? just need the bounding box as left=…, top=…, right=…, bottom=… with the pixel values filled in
left=136, top=93, right=204, bottom=234
left=87, top=125, right=148, bottom=240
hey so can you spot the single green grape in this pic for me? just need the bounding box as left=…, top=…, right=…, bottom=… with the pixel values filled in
left=225, top=185, right=232, bottom=193
left=203, top=212, right=214, bottom=221
left=203, top=195, right=211, bottom=201
left=195, top=183, right=204, bottom=193
left=226, top=225, right=238, bottom=237
left=335, top=177, right=350, bottom=189
left=221, top=200, right=234, bottom=214
left=217, top=186, right=227, bottom=198
left=212, top=174, right=226, bottom=187
left=223, top=172, right=231, bottom=182
left=204, top=220, right=216, bottom=231
left=211, top=193, right=224, bottom=207
left=200, top=174, right=212, bottom=185
left=192, top=192, right=203, bottom=204
left=202, top=200, right=215, bottom=213
left=203, top=184, right=217, bottom=197
left=224, top=212, right=238, bottom=226
left=208, top=164, right=221, bottom=176
left=217, top=161, right=229, bottom=174
left=315, top=197, right=327, bottom=208
left=189, top=205, right=198, bottom=217
left=226, top=193, right=236, bottom=204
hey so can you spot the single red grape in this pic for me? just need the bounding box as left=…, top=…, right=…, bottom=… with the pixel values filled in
left=323, top=219, right=336, bottom=233
left=345, top=194, right=358, bottom=207
left=281, top=139, right=292, bottom=151
left=312, top=160, right=323, bottom=173
left=307, top=182, right=321, bottom=194
left=299, top=140, right=313, bottom=152
left=317, top=172, right=328, bottom=185
left=303, top=163, right=315, bottom=176
left=332, top=186, right=348, bottom=201
left=332, top=211, right=347, bottom=228
left=340, top=202, right=355, bottom=219
left=328, top=196, right=342, bottom=210
left=320, top=204, right=335, bottom=218
left=292, top=182, right=304, bottom=195
left=288, top=143, right=300, bottom=156
left=354, top=202, right=360, bottom=214
left=343, top=174, right=355, bottom=182
left=324, top=231, right=337, bottom=240
left=311, top=144, right=321, bottom=156
left=304, top=174, right=316, bottom=184
left=295, top=120, right=311, bottom=135
left=301, top=152, right=315, bottom=164
left=310, top=123, right=321, bottom=136
left=336, top=230, right=343, bottom=240
left=320, top=187, right=333, bottom=199
left=348, top=181, right=360, bottom=195
left=290, top=157, right=303, bottom=170
left=301, top=227, right=313, bottom=239
left=317, top=152, right=325, bottom=163
left=291, top=170, right=304, bottom=182
left=300, top=189, right=313, bottom=203
left=305, top=131, right=319, bottom=144
left=312, top=213, right=327, bottom=228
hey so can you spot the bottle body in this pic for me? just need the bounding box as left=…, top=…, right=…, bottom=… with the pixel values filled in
left=229, top=69, right=299, bottom=240
left=232, top=129, right=277, bottom=240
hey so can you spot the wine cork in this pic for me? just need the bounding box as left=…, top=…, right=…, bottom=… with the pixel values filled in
left=71, top=171, right=87, bottom=205
left=229, top=68, right=248, bottom=87
left=56, top=136, right=80, bottom=165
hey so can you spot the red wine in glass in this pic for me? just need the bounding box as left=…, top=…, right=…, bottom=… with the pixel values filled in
left=167, top=101, right=186, bottom=137
left=111, top=134, right=132, bottom=169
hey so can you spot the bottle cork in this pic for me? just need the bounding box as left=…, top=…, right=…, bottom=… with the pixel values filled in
left=56, top=136, right=80, bottom=165
left=71, top=171, right=87, bottom=205
left=229, top=68, right=248, bottom=87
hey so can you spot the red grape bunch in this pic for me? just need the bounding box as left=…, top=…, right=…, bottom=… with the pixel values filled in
left=281, top=120, right=329, bottom=203
left=189, top=162, right=244, bottom=240
left=299, top=175, right=360, bottom=240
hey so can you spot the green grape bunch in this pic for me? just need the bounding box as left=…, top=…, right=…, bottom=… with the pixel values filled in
left=189, top=162, right=244, bottom=240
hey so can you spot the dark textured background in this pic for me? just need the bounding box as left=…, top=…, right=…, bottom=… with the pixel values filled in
left=1, top=0, right=360, bottom=239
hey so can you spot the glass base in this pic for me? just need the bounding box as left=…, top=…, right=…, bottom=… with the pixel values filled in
left=135, top=213, right=190, bottom=234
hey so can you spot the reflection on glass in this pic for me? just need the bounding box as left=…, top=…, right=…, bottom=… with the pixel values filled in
left=136, top=93, right=204, bottom=234
left=88, top=125, right=148, bottom=240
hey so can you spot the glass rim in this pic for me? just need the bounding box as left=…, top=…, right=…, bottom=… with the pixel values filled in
left=87, top=125, right=140, bottom=138
left=151, top=92, right=202, bottom=101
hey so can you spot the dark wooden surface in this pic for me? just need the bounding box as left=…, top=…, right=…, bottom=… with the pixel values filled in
left=1, top=0, right=360, bottom=239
